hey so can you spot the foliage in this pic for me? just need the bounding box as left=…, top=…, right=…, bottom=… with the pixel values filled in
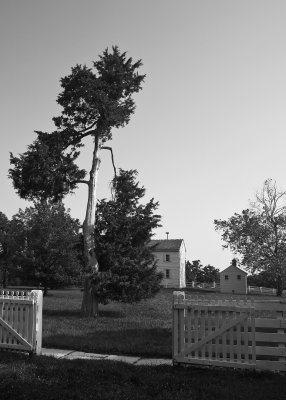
left=92, top=169, right=163, bottom=303
left=214, top=179, right=286, bottom=295
left=9, top=202, right=83, bottom=292
left=8, top=47, right=145, bottom=203
left=0, top=212, right=18, bottom=286
left=186, top=260, right=219, bottom=283
left=247, top=271, right=277, bottom=288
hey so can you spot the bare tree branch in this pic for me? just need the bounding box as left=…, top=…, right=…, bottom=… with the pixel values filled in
left=72, top=180, right=89, bottom=185
left=101, top=146, right=117, bottom=177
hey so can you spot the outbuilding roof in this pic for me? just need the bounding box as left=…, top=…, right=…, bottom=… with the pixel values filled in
left=148, top=239, right=185, bottom=252
left=220, top=264, right=248, bottom=275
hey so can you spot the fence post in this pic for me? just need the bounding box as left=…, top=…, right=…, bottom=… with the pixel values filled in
left=276, top=302, right=286, bottom=363
left=172, top=291, right=185, bottom=361
left=31, top=290, right=43, bottom=355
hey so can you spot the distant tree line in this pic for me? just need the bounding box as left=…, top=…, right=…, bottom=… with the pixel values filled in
left=185, top=260, right=220, bottom=284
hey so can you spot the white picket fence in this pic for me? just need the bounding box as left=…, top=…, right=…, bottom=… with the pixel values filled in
left=186, top=282, right=220, bottom=291
left=248, top=286, right=278, bottom=295
left=173, top=291, right=286, bottom=372
left=0, top=289, right=43, bottom=354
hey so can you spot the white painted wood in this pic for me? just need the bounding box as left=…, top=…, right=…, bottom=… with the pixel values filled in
left=0, top=290, right=42, bottom=354
left=31, top=290, right=43, bottom=355
left=173, top=292, right=286, bottom=372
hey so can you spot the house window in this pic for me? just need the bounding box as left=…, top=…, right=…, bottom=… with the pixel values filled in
left=166, top=269, right=170, bottom=279
left=165, top=254, right=170, bottom=262
left=237, top=275, right=241, bottom=280
left=225, top=275, right=229, bottom=280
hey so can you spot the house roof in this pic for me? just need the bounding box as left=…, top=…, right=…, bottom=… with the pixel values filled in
left=220, top=264, right=248, bottom=275
left=147, top=239, right=185, bottom=252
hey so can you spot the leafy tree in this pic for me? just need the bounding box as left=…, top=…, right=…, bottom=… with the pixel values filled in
left=186, top=260, right=219, bottom=283
left=247, top=271, right=277, bottom=288
left=201, top=264, right=220, bottom=283
left=9, top=47, right=145, bottom=315
left=0, top=212, right=18, bottom=287
left=11, top=202, right=82, bottom=295
left=214, top=179, right=286, bottom=296
left=90, top=169, right=162, bottom=305
left=185, top=260, right=204, bottom=282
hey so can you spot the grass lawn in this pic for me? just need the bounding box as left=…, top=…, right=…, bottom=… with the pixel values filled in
left=1, top=351, right=286, bottom=400
left=43, top=288, right=173, bottom=357
left=42, top=288, right=280, bottom=358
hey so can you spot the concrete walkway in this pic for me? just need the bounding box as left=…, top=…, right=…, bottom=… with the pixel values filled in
left=42, top=348, right=173, bottom=366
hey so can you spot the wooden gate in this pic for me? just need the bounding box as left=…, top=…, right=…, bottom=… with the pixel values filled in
left=173, top=292, right=286, bottom=372
left=0, top=290, right=43, bottom=354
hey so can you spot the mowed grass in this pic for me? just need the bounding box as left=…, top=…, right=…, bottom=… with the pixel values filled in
left=1, top=351, right=286, bottom=400
left=43, top=288, right=173, bottom=357
left=42, top=288, right=280, bottom=358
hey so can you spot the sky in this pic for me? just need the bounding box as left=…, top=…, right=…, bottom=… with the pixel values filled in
left=1, top=0, right=286, bottom=270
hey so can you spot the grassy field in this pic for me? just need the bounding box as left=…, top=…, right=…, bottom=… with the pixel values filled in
left=42, top=288, right=281, bottom=358
left=1, top=351, right=286, bottom=400
left=43, top=288, right=173, bottom=357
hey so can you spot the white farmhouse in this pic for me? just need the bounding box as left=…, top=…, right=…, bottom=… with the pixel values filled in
left=220, top=259, right=248, bottom=294
left=148, top=239, right=186, bottom=288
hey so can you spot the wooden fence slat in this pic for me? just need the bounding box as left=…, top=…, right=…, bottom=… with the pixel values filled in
left=229, top=311, right=234, bottom=362
left=236, top=310, right=242, bottom=363
left=251, top=304, right=256, bottom=364
left=201, top=309, right=206, bottom=359
left=187, top=308, right=192, bottom=352
left=222, top=310, right=227, bottom=362
left=179, top=308, right=185, bottom=355
left=172, top=308, right=179, bottom=357
left=194, top=308, right=199, bottom=358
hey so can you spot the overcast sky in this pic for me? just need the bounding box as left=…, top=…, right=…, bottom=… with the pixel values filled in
left=1, top=0, right=286, bottom=270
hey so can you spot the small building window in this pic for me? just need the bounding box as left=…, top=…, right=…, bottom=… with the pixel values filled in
left=237, top=275, right=241, bottom=280
left=166, top=269, right=170, bottom=279
left=225, top=275, right=229, bottom=280
left=165, top=254, right=170, bottom=262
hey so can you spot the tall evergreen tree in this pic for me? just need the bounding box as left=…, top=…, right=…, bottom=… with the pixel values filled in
left=93, top=169, right=163, bottom=304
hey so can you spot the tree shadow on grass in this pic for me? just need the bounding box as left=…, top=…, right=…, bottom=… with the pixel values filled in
left=43, top=327, right=172, bottom=358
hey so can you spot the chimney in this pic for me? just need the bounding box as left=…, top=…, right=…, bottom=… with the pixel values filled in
left=166, top=232, right=169, bottom=240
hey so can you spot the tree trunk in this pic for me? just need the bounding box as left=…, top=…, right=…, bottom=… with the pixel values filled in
left=81, top=135, right=101, bottom=317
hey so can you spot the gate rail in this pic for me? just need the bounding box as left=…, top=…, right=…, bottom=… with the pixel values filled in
left=173, top=291, right=286, bottom=372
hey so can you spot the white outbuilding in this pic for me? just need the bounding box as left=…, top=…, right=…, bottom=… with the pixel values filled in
left=220, top=259, right=248, bottom=294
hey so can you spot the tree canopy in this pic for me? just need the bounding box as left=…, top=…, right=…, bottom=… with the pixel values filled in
left=10, top=203, right=82, bottom=294
left=214, top=179, right=286, bottom=295
left=186, top=260, right=219, bottom=283
left=92, top=169, right=163, bottom=304
left=0, top=212, right=18, bottom=287
left=9, top=47, right=145, bottom=204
